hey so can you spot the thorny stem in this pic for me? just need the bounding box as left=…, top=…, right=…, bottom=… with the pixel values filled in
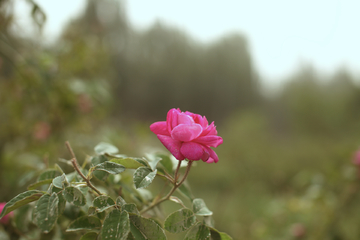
left=65, top=141, right=102, bottom=196
left=140, top=160, right=193, bottom=214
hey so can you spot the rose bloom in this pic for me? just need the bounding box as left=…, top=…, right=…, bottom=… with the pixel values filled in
left=0, top=202, right=13, bottom=224
left=150, top=108, right=223, bottom=163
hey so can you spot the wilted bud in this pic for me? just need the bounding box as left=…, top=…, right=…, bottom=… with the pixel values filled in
left=33, top=121, right=51, bottom=141
left=353, top=150, right=360, bottom=166
left=77, top=93, right=93, bottom=113
left=290, top=223, right=306, bottom=238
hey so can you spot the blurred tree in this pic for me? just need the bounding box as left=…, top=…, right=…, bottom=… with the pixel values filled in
left=114, top=22, right=260, bottom=122
left=278, top=65, right=360, bottom=136
left=0, top=0, right=115, bottom=200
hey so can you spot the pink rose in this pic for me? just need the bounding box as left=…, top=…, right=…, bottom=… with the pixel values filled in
left=150, top=108, right=223, bottom=163
left=0, top=202, right=13, bottom=224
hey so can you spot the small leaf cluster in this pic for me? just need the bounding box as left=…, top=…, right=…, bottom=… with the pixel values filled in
left=0, top=142, right=231, bottom=239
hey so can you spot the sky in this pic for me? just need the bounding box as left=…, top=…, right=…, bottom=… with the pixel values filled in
left=14, top=0, right=360, bottom=86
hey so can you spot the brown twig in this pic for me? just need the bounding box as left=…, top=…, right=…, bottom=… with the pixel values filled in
left=65, top=141, right=102, bottom=196
left=156, top=173, right=175, bottom=183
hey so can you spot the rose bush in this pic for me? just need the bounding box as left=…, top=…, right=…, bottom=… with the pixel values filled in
left=150, top=108, right=223, bottom=163
left=0, top=141, right=233, bottom=239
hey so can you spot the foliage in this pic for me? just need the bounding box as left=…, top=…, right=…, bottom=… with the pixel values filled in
left=0, top=142, right=232, bottom=239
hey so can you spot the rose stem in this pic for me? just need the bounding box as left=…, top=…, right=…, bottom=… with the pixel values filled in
left=140, top=160, right=193, bottom=214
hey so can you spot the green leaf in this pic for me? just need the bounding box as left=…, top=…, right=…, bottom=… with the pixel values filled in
left=145, top=154, right=162, bottom=171
left=129, top=214, right=166, bottom=240
left=0, top=190, right=43, bottom=219
left=94, top=142, right=119, bottom=155
left=14, top=205, right=31, bottom=232
left=133, top=167, right=157, bottom=189
left=126, top=232, right=136, bottom=240
left=93, top=196, right=115, bottom=212
left=184, top=223, right=211, bottom=240
left=157, top=154, right=173, bottom=173
left=80, top=232, right=98, bottom=240
left=54, top=164, right=65, bottom=174
left=33, top=193, right=59, bottom=233
left=57, top=192, right=66, bottom=215
left=209, top=228, right=233, bottom=240
left=177, top=182, right=194, bottom=201
left=204, top=216, right=215, bottom=228
left=110, top=158, right=146, bottom=169
left=116, top=196, right=127, bottom=207
left=67, top=216, right=102, bottom=232
left=169, top=196, right=185, bottom=207
left=88, top=206, right=97, bottom=216
left=66, top=171, right=80, bottom=182
left=91, top=155, right=108, bottom=165
left=78, top=186, right=89, bottom=196
left=134, top=158, right=150, bottom=168
left=97, top=211, right=106, bottom=220
left=52, top=174, right=67, bottom=189
left=122, top=203, right=139, bottom=215
left=38, top=170, right=61, bottom=181
left=63, top=187, right=86, bottom=206
left=164, top=208, right=197, bottom=233
left=100, top=209, right=130, bottom=240
left=27, top=179, right=53, bottom=190
left=193, top=198, right=213, bottom=216
left=94, top=161, right=126, bottom=175
left=130, top=222, right=146, bottom=240
left=93, top=170, right=109, bottom=181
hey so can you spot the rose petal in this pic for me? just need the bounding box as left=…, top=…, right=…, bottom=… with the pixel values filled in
left=150, top=121, right=170, bottom=136
left=157, top=135, right=184, bottom=160
left=200, top=116, right=209, bottom=128
left=167, top=108, right=180, bottom=133
left=201, top=147, right=210, bottom=161
left=203, top=146, right=219, bottom=163
left=205, top=158, right=215, bottom=163
left=178, top=113, right=194, bottom=125
left=180, top=142, right=204, bottom=160
left=185, top=111, right=209, bottom=129
left=195, top=135, right=223, bottom=148
left=201, top=122, right=217, bottom=136
left=171, top=124, right=203, bottom=142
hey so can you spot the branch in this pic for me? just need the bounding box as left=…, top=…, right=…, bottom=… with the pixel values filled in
left=65, top=141, right=102, bottom=196
left=140, top=160, right=193, bottom=214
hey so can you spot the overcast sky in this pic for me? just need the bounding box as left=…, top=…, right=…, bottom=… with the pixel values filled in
left=14, top=0, right=360, bottom=86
